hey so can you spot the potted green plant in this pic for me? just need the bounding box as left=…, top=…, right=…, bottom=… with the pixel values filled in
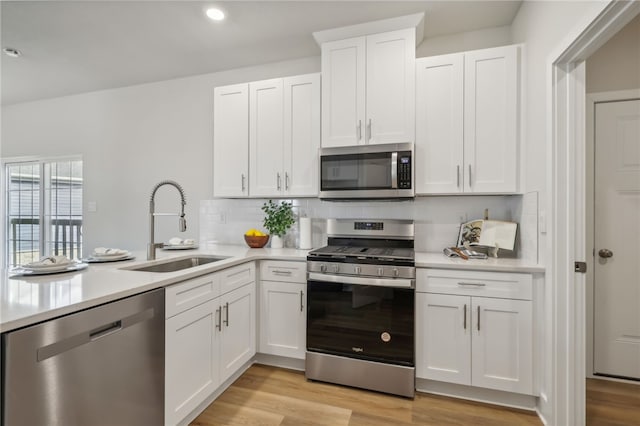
left=261, top=200, right=295, bottom=248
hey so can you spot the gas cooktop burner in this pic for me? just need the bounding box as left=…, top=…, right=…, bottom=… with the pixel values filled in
left=308, top=245, right=414, bottom=261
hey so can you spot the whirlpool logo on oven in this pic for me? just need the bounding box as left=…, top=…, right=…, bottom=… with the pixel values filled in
left=351, top=347, right=364, bottom=353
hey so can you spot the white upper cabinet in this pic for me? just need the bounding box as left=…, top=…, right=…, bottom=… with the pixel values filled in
left=215, top=73, right=320, bottom=198
left=415, top=45, right=520, bottom=195
left=283, top=74, right=321, bottom=197
left=213, top=83, right=249, bottom=197
left=249, top=79, right=284, bottom=197
left=321, top=28, right=415, bottom=147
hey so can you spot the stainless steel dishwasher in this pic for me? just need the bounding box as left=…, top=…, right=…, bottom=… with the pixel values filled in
left=2, top=288, right=165, bottom=426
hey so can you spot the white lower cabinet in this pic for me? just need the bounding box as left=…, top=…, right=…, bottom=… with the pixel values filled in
left=258, top=261, right=307, bottom=359
left=165, top=263, right=256, bottom=426
left=416, top=268, right=534, bottom=395
left=220, top=283, right=256, bottom=382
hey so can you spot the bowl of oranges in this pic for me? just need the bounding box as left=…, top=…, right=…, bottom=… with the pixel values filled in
left=244, top=229, right=269, bottom=248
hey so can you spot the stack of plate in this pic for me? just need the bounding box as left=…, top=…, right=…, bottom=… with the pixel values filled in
left=163, top=238, right=198, bottom=250
left=85, top=248, right=134, bottom=263
left=11, top=257, right=88, bottom=276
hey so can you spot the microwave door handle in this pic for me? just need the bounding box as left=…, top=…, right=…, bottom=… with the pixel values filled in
left=391, top=152, right=398, bottom=189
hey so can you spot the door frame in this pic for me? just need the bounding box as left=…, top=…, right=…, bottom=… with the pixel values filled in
left=549, top=2, right=640, bottom=425
left=585, top=89, right=640, bottom=381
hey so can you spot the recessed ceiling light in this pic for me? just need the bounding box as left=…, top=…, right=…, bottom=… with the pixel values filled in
left=3, top=47, right=22, bottom=58
left=206, top=7, right=225, bottom=21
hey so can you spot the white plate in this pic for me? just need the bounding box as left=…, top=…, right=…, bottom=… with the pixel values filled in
left=91, top=251, right=131, bottom=260
left=162, top=244, right=198, bottom=250
left=83, top=255, right=135, bottom=263
left=11, top=262, right=89, bottom=276
left=21, top=261, right=76, bottom=271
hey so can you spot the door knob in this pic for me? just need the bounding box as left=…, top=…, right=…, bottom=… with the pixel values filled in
left=598, top=249, right=613, bottom=258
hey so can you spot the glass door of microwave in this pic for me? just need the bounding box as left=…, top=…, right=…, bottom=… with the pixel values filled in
left=306, top=279, right=415, bottom=366
left=321, top=152, right=392, bottom=191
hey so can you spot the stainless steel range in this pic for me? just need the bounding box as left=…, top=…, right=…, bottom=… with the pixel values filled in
left=306, top=218, right=415, bottom=397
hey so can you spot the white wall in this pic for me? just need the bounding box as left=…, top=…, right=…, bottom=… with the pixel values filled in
left=1, top=57, right=320, bottom=255
left=586, top=12, right=640, bottom=93
left=510, top=1, right=611, bottom=423
left=417, top=25, right=512, bottom=58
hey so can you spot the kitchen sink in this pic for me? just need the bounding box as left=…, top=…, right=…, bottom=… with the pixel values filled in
left=123, top=255, right=229, bottom=273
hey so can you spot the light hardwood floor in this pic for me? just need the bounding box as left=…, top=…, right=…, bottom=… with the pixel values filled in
left=586, top=378, right=640, bottom=425
left=190, top=365, right=541, bottom=426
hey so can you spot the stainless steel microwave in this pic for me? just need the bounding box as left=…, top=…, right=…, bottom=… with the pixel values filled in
left=319, top=142, right=414, bottom=200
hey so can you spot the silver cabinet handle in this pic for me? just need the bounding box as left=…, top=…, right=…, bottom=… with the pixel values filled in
left=366, top=119, right=372, bottom=142
left=357, top=120, right=362, bottom=141
left=273, top=270, right=292, bottom=276
left=468, top=165, right=472, bottom=187
left=477, top=306, right=481, bottom=331
left=463, top=304, right=467, bottom=330
left=300, top=290, right=304, bottom=312
left=223, top=302, right=229, bottom=327
left=598, top=249, right=613, bottom=258
left=277, top=172, right=281, bottom=191
left=285, top=172, right=289, bottom=191
left=457, top=165, right=461, bottom=188
left=458, top=282, right=486, bottom=287
left=216, top=306, right=222, bottom=331
left=241, top=174, right=246, bottom=192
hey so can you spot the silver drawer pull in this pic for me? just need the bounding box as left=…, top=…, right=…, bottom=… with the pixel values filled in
left=458, top=282, right=486, bottom=287
left=273, top=270, right=292, bottom=276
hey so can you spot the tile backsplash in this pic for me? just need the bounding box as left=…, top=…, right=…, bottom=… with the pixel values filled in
left=200, top=194, right=538, bottom=261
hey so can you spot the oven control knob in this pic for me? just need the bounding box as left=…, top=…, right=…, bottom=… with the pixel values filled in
left=332, top=264, right=340, bottom=273
left=354, top=266, right=361, bottom=275
left=392, top=268, right=399, bottom=277
left=320, top=264, right=327, bottom=273
left=377, top=267, right=384, bottom=276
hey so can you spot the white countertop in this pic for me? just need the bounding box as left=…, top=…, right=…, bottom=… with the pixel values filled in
left=1, top=245, right=544, bottom=333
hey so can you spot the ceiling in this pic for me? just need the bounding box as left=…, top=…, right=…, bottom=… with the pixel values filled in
left=1, top=1, right=522, bottom=106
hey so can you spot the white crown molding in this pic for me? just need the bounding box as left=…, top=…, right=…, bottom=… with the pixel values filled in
left=312, top=12, right=425, bottom=45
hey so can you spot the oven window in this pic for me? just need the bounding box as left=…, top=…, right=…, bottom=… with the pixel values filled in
left=306, top=280, right=414, bottom=366
left=321, top=152, right=392, bottom=191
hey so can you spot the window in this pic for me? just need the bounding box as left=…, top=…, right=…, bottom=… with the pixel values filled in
left=5, top=158, right=83, bottom=267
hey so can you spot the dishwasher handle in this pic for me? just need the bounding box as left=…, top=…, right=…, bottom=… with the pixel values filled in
left=37, top=308, right=155, bottom=362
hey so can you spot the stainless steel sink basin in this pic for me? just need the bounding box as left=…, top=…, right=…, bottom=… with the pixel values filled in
left=124, top=256, right=229, bottom=273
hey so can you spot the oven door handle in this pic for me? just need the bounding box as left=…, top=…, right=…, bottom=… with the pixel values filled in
left=308, top=272, right=414, bottom=289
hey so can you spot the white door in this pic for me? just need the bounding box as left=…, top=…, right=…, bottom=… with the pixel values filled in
left=220, top=283, right=256, bottom=383
left=321, top=36, right=366, bottom=147
left=416, top=293, right=471, bottom=385
left=415, top=53, right=464, bottom=194
left=213, top=83, right=249, bottom=197
left=165, top=300, right=219, bottom=426
left=593, top=99, right=640, bottom=379
left=464, top=45, right=518, bottom=193
left=471, top=297, right=533, bottom=394
left=284, top=74, right=320, bottom=197
left=249, top=79, right=283, bottom=197
left=365, top=28, right=415, bottom=145
left=259, top=280, right=306, bottom=359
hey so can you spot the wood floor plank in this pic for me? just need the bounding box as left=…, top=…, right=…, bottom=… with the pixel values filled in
left=586, top=378, right=640, bottom=426
left=191, top=365, right=543, bottom=426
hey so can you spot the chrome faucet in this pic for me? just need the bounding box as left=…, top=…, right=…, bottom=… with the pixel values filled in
left=148, top=180, right=187, bottom=260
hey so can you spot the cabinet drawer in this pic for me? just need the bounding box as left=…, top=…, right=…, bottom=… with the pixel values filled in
left=220, top=262, right=256, bottom=295
left=417, top=268, right=532, bottom=301
left=260, top=260, right=306, bottom=283
left=166, top=274, right=221, bottom=318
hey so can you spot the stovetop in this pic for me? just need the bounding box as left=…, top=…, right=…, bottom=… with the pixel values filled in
left=308, top=245, right=414, bottom=262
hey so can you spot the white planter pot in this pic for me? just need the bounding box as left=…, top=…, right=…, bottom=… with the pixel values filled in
left=270, top=235, right=284, bottom=249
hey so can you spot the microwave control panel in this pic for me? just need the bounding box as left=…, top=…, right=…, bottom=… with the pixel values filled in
left=397, top=152, right=412, bottom=189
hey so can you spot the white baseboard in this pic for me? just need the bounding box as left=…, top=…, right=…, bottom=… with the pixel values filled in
left=254, top=353, right=306, bottom=371
left=416, top=378, right=538, bottom=411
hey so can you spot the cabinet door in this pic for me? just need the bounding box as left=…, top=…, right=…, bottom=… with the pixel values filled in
left=283, top=73, right=320, bottom=197
left=249, top=79, right=284, bottom=196
left=165, top=300, right=220, bottom=426
left=366, top=28, right=415, bottom=145
left=321, top=36, right=366, bottom=147
left=416, top=293, right=471, bottom=385
left=471, top=297, right=533, bottom=394
left=464, top=45, right=519, bottom=193
left=259, top=281, right=306, bottom=359
left=213, top=83, right=249, bottom=197
left=415, top=54, right=464, bottom=194
left=220, top=282, right=256, bottom=383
